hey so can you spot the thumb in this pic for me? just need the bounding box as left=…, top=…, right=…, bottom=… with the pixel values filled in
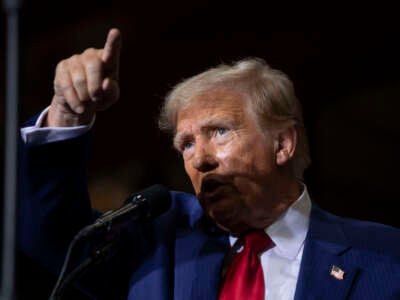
left=96, top=78, right=120, bottom=111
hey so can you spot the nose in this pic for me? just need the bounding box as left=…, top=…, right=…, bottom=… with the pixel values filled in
left=191, top=142, right=218, bottom=173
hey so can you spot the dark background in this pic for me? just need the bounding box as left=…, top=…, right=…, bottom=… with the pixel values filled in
left=1, top=1, right=400, bottom=298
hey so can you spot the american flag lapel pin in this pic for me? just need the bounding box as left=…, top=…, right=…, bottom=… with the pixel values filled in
left=330, top=265, right=345, bottom=280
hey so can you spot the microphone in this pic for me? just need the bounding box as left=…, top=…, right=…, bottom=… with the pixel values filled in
left=76, top=184, right=171, bottom=241
left=49, top=184, right=171, bottom=300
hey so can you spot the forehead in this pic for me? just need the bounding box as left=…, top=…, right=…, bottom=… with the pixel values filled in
left=176, top=89, right=248, bottom=127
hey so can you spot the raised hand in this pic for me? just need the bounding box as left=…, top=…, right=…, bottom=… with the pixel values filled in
left=46, top=28, right=121, bottom=127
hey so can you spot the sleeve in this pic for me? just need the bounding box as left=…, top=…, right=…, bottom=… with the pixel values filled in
left=17, top=114, right=142, bottom=299
left=18, top=119, right=95, bottom=275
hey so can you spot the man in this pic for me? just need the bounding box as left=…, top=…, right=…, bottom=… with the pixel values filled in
left=19, top=29, right=400, bottom=299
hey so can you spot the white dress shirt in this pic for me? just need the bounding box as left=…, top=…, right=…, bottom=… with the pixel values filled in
left=21, top=109, right=312, bottom=300
left=229, top=186, right=311, bottom=300
left=20, top=107, right=94, bottom=146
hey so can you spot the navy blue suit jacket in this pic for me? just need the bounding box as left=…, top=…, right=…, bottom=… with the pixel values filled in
left=18, top=118, right=400, bottom=299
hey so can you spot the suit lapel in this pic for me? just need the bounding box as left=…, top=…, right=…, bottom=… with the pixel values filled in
left=294, top=205, right=359, bottom=300
left=174, top=220, right=230, bottom=300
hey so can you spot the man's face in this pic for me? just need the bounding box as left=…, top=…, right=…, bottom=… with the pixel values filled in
left=174, top=89, right=290, bottom=235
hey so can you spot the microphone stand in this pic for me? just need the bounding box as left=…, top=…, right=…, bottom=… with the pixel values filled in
left=51, top=241, right=115, bottom=300
left=1, top=0, right=22, bottom=299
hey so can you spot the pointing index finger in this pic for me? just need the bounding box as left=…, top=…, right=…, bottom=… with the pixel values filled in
left=102, top=28, right=121, bottom=79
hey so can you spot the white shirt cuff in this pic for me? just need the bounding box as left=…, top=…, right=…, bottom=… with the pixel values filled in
left=20, top=107, right=95, bottom=146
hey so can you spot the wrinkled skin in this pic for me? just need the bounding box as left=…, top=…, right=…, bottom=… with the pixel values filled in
left=175, top=89, right=301, bottom=235
left=46, top=29, right=121, bottom=127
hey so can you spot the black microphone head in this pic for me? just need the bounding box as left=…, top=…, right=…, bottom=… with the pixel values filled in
left=79, top=184, right=171, bottom=240
left=126, top=184, right=171, bottom=219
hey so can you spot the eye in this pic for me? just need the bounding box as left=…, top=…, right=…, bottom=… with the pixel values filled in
left=181, top=141, right=194, bottom=152
left=216, top=127, right=229, bottom=136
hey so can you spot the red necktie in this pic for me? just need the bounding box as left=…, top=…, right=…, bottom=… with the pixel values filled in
left=219, top=231, right=273, bottom=300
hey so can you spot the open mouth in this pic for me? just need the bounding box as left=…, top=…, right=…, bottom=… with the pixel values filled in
left=199, top=175, right=231, bottom=200
left=202, top=178, right=223, bottom=193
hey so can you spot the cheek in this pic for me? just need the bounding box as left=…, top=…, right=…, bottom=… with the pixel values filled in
left=217, top=137, right=275, bottom=190
left=215, top=132, right=241, bottom=161
left=215, top=140, right=254, bottom=172
left=215, top=144, right=233, bottom=161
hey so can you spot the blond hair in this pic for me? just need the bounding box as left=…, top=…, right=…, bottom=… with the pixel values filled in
left=159, top=58, right=310, bottom=178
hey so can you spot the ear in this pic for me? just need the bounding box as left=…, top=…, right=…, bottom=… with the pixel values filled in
left=274, top=126, right=297, bottom=166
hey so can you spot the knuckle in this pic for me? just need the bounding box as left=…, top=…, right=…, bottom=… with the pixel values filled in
left=82, top=47, right=98, bottom=56
left=72, top=76, right=87, bottom=87
left=54, top=78, right=73, bottom=92
left=68, top=54, right=80, bottom=65
left=70, top=54, right=80, bottom=60
left=64, top=57, right=80, bottom=73
left=55, top=59, right=67, bottom=73
left=54, top=79, right=73, bottom=96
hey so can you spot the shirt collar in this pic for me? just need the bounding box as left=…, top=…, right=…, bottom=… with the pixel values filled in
left=266, top=184, right=311, bottom=259
left=229, top=184, right=311, bottom=260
